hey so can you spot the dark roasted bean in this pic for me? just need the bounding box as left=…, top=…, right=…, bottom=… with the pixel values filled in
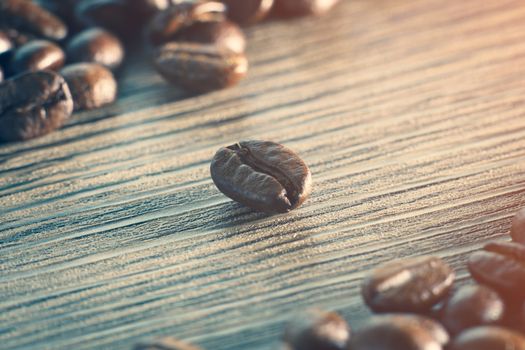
left=75, top=0, right=136, bottom=38
left=154, top=42, right=248, bottom=93
left=134, top=336, right=203, bottom=350
left=61, top=63, right=117, bottom=111
left=0, top=70, right=73, bottom=142
left=448, top=326, right=525, bottom=350
left=349, top=314, right=448, bottom=350
left=146, top=1, right=226, bottom=46
left=172, top=19, right=246, bottom=54
left=210, top=140, right=312, bottom=213
left=273, top=0, right=340, bottom=17
left=511, top=207, right=525, bottom=244
left=0, top=0, right=67, bottom=41
left=361, top=256, right=455, bottom=313
left=10, top=40, right=65, bottom=75
left=440, top=285, right=504, bottom=336
left=469, top=241, right=525, bottom=300
left=66, top=28, right=124, bottom=70
left=222, top=0, right=274, bottom=25
left=283, top=309, right=350, bottom=350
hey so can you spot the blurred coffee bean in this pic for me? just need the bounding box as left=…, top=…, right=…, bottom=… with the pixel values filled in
left=0, top=32, right=14, bottom=57
left=75, top=0, right=136, bottom=38
left=349, top=314, right=448, bottom=350
left=3, top=28, right=34, bottom=48
left=10, top=40, right=65, bottom=75
left=511, top=207, right=525, bottom=244
left=35, top=0, right=82, bottom=33
left=448, top=326, right=525, bottom=350
left=273, top=0, right=340, bottom=17
left=210, top=140, right=312, bottom=213
left=128, top=0, right=172, bottom=19
left=282, top=309, right=350, bottom=350
left=469, top=241, right=525, bottom=300
left=222, top=0, right=274, bottom=25
left=0, top=0, right=68, bottom=41
left=0, top=70, right=73, bottom=142
left=61, top=63, right=117, bottom=111
left=173, top=20, right=246, bottom=54
left=361, top=256, right=455, bottom=313
left=66, top=28, right=124, bottom=70
left=440, top=285, right=504, bottom=336
left=154, top=42, right=248, bottom=93
left=146, top=1, right=226, bottom=46
left=134, top=336, right=203, bottom=350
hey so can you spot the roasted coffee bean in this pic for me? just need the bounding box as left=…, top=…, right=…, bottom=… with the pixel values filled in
left=10, top=40, right=65, bottom=75
left=134, top=337, right=203, bottom=350
left=282, top=309, right=350, bottom=350
left=61, top=63, right=117, bottom=111
left=75, top=0, right=136, bottom=38
left=0, top=32, right=13, bottom=57
left=349, top=315, right=448, bottom=350
left=128, top=0, right=172, bottom=19
left=210, top=140, right=311, bottom=213
left=0, top=0, right=67, bottom=41
left=440, top=285, right=504, bottom=336
left=154, top=42, right=248, bottom=93
left=448, top=326, right=525, bottom=350
left=362, top=256, right=455, bottom=313
left=273, top=0, right=340, bottom=17
left=172, top=19, right=246, bottom=54
left=222, top=0, right=274, bottom=25
left=66, top=28, right=124, bottom=70
left=146, top=1, right=226, bottom=46
left=469, top=241, right=525, bottom=300
left=0, top=70, right=73, bottom=142
left=511, top=207, right=525, bottom=244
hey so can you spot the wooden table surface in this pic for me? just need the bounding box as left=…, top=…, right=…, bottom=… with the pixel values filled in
left=3, top=0, right=525, bottom=349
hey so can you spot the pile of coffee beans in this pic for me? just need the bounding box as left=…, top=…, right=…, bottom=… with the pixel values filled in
left=0, top=0, right=341, bottom=142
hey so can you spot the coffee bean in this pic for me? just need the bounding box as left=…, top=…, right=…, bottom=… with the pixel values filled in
left=282, top=309, right=350, bottom=350
left=75, top=0, right=136, bottom=38
left=128, top=0, right=172, bottom=19
left=154, top=42, right=248, bottom=93
left=0, top=70, right=73, bottom=142
left=468, top=241, right=525, bottom=300
left=349, top=315, right=448, bottom=350
left=134, top=337, right=202, bottom=350
left=10, top=40, right=65, bottom=75
left=273, top=0, right=340, bottom=17
left=440, top=285, right=504, bottom=336
left=146, top=1, right=226, bottom=46
left=0, top=32, right=14, bottom=57
left=222, top=0, right=274, bottom=25
left=2, top=28, right=34, bottom=48
left=511, top=207, right=525, bottom=244
left=66, top=28, right=125, bottom=70
left=210, top=140, right=312, bottom=213
left=361, top=256, right=455, bottom=313
left=61, top=63, right=117, bottom=111
left=0, top=0, right=67, bottom=41
left=448, top=326, right=525, bottom=350
left=172, top=19, right=246, bottom=54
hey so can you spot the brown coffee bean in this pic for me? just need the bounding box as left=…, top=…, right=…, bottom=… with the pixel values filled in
left=283, top=309, right=350, bottom=350
left=66, top=28, right=125, bottom=71
left=0, top=0, right=67, bottom=41
left=0, top=70, right=73, bottom=142
left=361, top=256, right=455, bottom=313
left=10, top=40, right=65, bottom=75
left=134, top=336, right=202, bottom=350
left=511, top=207, right=525, bottom=244
left=222, top=0, right=274, bottom=25
left=440, top=285, right=504, bottom=336
left=349, top=315, right=448, bottom=350
left=75, top=0, right=137, bottom=38
left=210, top=140, right=312, bottom=213
left=173, top=19, right=246, bottom=54
left=448, top=326, right=525, bottom=350
left=468, top=241, right=525, bottom=300
left=61, top=63, right=117, bottom=111
left=273, top=0, right=340, bottom=17
left=154, top=42, right=248, bottom=93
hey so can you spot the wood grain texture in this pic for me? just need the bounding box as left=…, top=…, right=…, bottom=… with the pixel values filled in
left=2, top=0, right=525, bottom=348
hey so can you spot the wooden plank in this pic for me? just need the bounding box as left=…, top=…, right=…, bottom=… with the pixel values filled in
left=2, top=0, right=525, bottom=348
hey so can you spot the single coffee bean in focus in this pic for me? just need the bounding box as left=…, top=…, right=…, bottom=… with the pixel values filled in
left=10, top=40, right=65, bottom=75
left=154, top=42, right=248, bottom=93
left=61, top=63, right=117, bottom=111
left=361, top=256, right=455, bottom=313
left=222, top=0, right=274, bottom=25
left=0, top=70, right=73, bottom=142
left=210, top=140, right=312, bottom=213
left=66, top=28, right=125, bottom=71
left=273, top=0, right=340, bottom=17
left=448, top=326, right=525, bottom=350
left=282, top=309, right=350, bottom=350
